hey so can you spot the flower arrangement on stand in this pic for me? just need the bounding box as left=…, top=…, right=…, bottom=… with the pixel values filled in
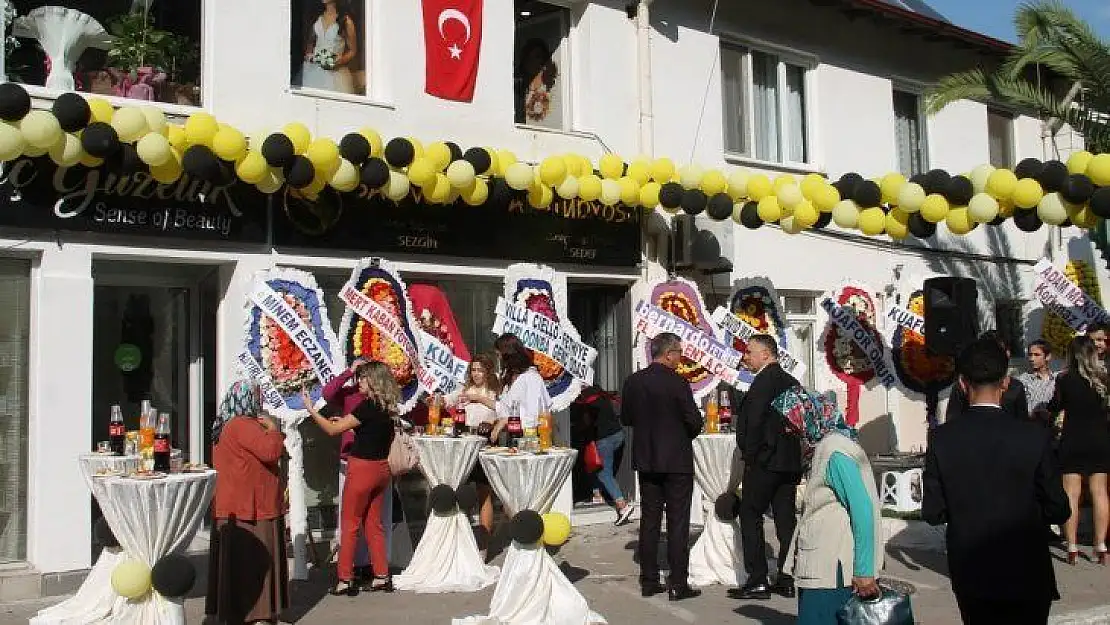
left=727, top=277, right=790, bottom=388
left=1042, top=259, right=1103, bottom=354
left=646, top=277, right=719, bottom=402
left=822, top=284, right=881, bottom=426
left=891, top=289, right=956, bottom=428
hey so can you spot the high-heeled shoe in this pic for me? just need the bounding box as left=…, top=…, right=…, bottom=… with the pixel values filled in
left=329, top=579, right=358, bottom=596
left=1067, top=550, right=1079, bottom=565
left=1095, top=547, right=1108, bottom=566
left=366, top=575, right=394, bottom=593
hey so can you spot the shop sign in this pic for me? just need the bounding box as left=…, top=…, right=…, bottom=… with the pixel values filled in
left=0, top=157, right=268, bottom=242
left=271, top=183, right=642, bottom=266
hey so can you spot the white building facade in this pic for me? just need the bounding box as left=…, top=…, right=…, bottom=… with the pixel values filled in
left=0, top=0, right=1101, bottom=593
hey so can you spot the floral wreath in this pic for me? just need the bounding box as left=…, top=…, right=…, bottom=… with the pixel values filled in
left=646, top=277, right=719, bottom=401
left=1042, top=260, right=1102, bottom=354
left=823, top=285, right=879, bottom=384
left=727, top=277, right=789, bottom=388
left=891, top=289, right=955, bottom=395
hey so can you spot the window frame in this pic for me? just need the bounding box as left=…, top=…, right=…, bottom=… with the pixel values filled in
left=780, top=290, right=820, bottom=390
left=987, top=107, right=1016, bottom=169
left=718, top=36, right=819, bottom=171
left=993, top=298, right=1027, bottom=359
left=892, top=84, right=930, bottom=177
left=513, top=0, right=575, bottom=132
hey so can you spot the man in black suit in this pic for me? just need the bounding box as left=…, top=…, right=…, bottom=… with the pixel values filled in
left=621, top=332, right=703, bottom=601
left=945, top=330, right=1029, bottom=422
left=730, top=334, right=803, bottom=600
left=923, top=337, right=1070, bottom=625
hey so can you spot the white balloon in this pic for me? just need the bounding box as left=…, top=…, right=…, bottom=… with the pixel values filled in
left=832, top=199, right=860, bottom=228
left=968, top=193, right=999, bottom=223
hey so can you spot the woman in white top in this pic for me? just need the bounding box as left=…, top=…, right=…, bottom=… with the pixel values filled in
left=469, top=334, right=553, bottom=441
left=298, top=0, right=358, bottom=94
left=446, top=353, right=502, bottom=540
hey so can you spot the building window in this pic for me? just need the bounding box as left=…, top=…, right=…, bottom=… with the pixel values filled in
left=781, top=291, right=818, bottom=389
left=5, top=2, right=202, bottom=106
left=988, top=108, right=1015, bottom=168
left=721, top=44, right=810, bottom=164
left=514, top=1, right=571, bottom=130
left=291, top=0, right=369, bottom=97
left=0, top=259, right=29, bottom=563
left=893, top=90, right=927, bottom=176
left=994, top=299, right=1025, bottom=357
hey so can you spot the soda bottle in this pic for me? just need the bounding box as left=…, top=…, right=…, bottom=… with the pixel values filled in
left=109, top=405, right=126, bottom=455
left=506, top=404, right=524, bottom=446
left=452, top=396, right=467, bottom=436
left=718, top=389, right=733, bottom=433
left=153, top=412, right=172, bottom=472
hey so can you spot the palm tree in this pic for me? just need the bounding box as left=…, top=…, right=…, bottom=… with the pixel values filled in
left=926, top=1, right=1110, bottom=153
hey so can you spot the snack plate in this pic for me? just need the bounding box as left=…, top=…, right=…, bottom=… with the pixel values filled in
left=129, top=472, right=167, bottom=480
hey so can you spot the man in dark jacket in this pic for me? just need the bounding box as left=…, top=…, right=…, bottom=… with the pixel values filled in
left=945, top=330, right=1029, bottom=422
left=621, top=332, right=703, bottom=601
left=730, top=334, right=803, bottom=600
left=923, top=337, right=1070, bottom=625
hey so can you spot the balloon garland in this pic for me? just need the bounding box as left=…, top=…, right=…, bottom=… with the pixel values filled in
left=4, top=84, right=1110, bottom=238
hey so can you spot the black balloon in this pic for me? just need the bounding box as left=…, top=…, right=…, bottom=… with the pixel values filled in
left=0, top=83, right=30, bottom=121
left=923, top=169, right=951, bottom=195
left=261, top=133, right=295, bottom=168
left=908, top=173, right=928, bottom=188
left=445, top=141, right=463, bottom=163
left=1089, top=187, right=1110, bottom=219
left=739, top=201, right=762, bottom=229
left=1013, top=208, right=1043, bottom=232
left=1062, top=174, right=1096, bottom=205
left=510, top=510, right=545, bottom=545
left=284, top=155, right=315, bottom=188
left=681, top=189, right=707, bottom=215
left=852, top=180, right=882, bottom=208
left=455, top=484, right=479, bottom=513
left=706, top=193, right=733, bottom=220
left=837, top=173, right=863, bottom=199
left=944, top=176, right=974, bottom=206
left=463, top=147, right=492, bottom=174
left=714, top=493, right=740, bottom=522
left=182, top=145, right=221, bottom=181
left=360, top=157, right=390, bottom=189
left=1060, top=217, right=1073, bottom=228
left=428, top=484, right=457, bottom=515
left=1014, top=157, right=1044, bottom=180
left=106, top=144, right=146, bottom=175
left=908, top=212, right=936, bottom=238
left=81, top=122, right=121, bottom=158
left=52, top=93, right=91, bottom=132
left=94, top=517, right=119, bottom=548
left=486, top=178, right=514, bottom=207
left=658, top=182, right=684, bottom=209
left=989, top=214, right=1007, bottom=226
left=384, top=137, right=415, bottom=168
left=150, top=554, right=196, bottom=598
left=338, top=133, right=371, bottom=165
left=814, top=211, right=833, bottom=229
left=1036, top=160, right=1068, bottom=192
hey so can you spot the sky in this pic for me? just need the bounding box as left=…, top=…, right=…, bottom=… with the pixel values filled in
left=923, top=0, right=1110, bottom=42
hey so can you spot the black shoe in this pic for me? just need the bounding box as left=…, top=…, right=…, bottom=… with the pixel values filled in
left=641, top=582, right=666, bottom=597
left=770, top=576, right=796, bottom=598
left=727, top=579, right=771, bottom=600
left=668, top=585, right=701, bottom=601
left=329, top=579, right=358, bottom=597
left=366, top=576, right=394, bottom=593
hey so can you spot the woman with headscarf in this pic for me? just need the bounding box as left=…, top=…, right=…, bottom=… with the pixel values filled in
left=206, top=380, right=289, bottom=625
left=774, top=387, right=885, bottom=624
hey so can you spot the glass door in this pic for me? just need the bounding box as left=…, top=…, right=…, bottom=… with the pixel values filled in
left=0, top=259, right=30, bottom=563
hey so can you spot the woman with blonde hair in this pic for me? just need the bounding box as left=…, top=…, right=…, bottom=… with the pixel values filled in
left=447, top=353, right=503, bottom=542
left=1048, top=335, right=1110, bottom=564
left=304, top=361, right=401, bottom=595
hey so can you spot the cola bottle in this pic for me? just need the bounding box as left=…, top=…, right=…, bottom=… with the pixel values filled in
left=718, top=389, right=733, bottom=433
left=108, top=405, right=126, bottom=455
left=452, top=397, right=467, bottom=436
left=153, top=412, right=172, bottom=472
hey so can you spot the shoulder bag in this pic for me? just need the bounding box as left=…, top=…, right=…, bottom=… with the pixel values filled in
left=388, top=420, right=419, bottom=476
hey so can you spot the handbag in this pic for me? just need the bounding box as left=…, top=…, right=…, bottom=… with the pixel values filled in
left=387, top=422, right=419, bottom=476
left=836, top=586, right=914, bottom=625
left=583, top=441, right=604, bottom=473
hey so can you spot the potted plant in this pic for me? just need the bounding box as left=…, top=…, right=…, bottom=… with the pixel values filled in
left=159, top=33, right=200, bottom=106
left=105, top=12, right=172, bottom=101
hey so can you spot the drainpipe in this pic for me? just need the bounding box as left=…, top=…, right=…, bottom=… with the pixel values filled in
left=636, top=0, right=654, bottom=159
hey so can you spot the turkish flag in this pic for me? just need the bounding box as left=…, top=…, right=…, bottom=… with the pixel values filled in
left=423, top=0, right=483, bottom=102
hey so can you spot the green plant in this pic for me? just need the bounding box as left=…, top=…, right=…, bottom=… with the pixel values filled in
left=162, top=33, right=200, bottom=85
left=106, top=12, right=174, bottom=72
left=926, top=1, right=1110, bottom=153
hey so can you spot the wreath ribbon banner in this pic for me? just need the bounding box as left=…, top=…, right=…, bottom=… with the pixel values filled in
left=236, top=349, right=287, bottom=412
left=1032, top=258, right=1110, bottom=332
left=418, top=328, right=470, bottom=395
left=340, top=281, right=439, bottom=394
left=249, top=280, right=339, bottom=387
left=633, top=300, right=744, bottom=387
left=710, top=306, right=807, bottom=380
left=820, top=298, right=897, bottom=388
left=883, top=305, right=925, bottom=337
left=492, top=296, right=597, bottom=383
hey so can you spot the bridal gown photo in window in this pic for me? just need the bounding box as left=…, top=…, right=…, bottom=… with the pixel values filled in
left=290, top=0, right=367, bottom=96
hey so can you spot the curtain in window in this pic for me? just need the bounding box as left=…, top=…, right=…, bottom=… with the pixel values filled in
left=720, top=46, right=746, bottom=155
left=784, top=64, right=807, bottom=163
left=987, top=110, right=1014, bottom=168
left=752, top=50, right=780, bottom=162
left=0, top=259, right=29, bottom=563
left=893, top=90, right=924, bottom=176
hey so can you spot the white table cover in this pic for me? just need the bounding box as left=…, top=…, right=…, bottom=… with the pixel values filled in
left=453, top=449, right=606, bottom=625
left=396, top=436, right=499, bottom=593
left=688, top=434, right=744, bottom=587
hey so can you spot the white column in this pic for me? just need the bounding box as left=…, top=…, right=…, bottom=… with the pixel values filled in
left=26, top=245, right=94, bottom=573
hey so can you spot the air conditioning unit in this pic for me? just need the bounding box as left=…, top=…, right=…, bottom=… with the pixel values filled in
left=671, top=213, right=695, bottom=269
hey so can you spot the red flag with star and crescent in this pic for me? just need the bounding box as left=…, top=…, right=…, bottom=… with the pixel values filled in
left=422, top=0, right=483, bottom=102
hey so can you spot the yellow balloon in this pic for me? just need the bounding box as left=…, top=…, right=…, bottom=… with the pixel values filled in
left=235, top=151, right=269, bottom=184
left=773, top=174, right=797, bottom=192
left=446, top=160, right=477, bottom=189
left=627, top=159, right=651, bottom=186
left=812, top=184, right=840, bottom=213
left=757, top=196, right=782, bottom=222
left=185, top=113, right=220, bottom=147
left=111, top=107, right=148, bottom=143
left=897, top=182, right=926, bottom=213
left=20, top=110, right=62, bottom=149
left=780, top=215, right=803, bottom=235
left=539, top=157, right=568, bottom=187
left=462, top=178, right=489, bottom=206
left=727, top=169, right=750, bottom=200
left=556, top=175, right=579, bottom=199
left=306, top=138, right=341, bottom=177
left=920, top=194, right=950, bottom=223
left=776, top=184, right=804, bottom=210
left=985, top=168, right=1017, bottom=200
left=211, top=127, right=248, bottom=162
left=166, top=124, right=188, bottom=152
left=639, top=181, right=661, bottom=208
left=600, top=179, right=621, bottom=206
left=1010, top=178, right=1044, bottom=209
left=542, top=512, right=571, bottom=547
left=968, top=193, right=999, bottom=223
left=278, top=122, right=310, bottom=155
left=427, top=173, right=452, bottom=204
left=140, top=106, right=167, bottom=136
left=858, top=207, right=886, bottom=236
left=79, top=153, right=104, bottom=168
left=1073, top=206, right=1100, bottom=229
left=1037, top=192, right=1069, bottom=226
left=701, top=170, right=728, bottom=196
left=329, top=159, right=360, bottom=192
left=255, top=170, right=283, bottom=194
left=150, top=155, right=183, bottom=184
left=87, top=98, right=114, bottom=124
left=998, top=199, right=1015, bottom=218
left=946, top=207, right=975, bottom=235
left=579, top=174, right=602, bottom=202
left=561, top=155, right=582, bottom=178
left=880, top=173, right=907, bottom=206
left=886, top=208, right=911, bottom=239
left=799, top=173, right=825, bottom=201
left=793, top=199, right=819, bottom=228
left=599, top=154, right=624, bottom=180
left=650, top=157, right=675, bottom=183
left=497, top=149, right=518, bottom=172
left=832, top=200, right=860, bottom=229
left=747, top=174, right=773, bottom=201
left=385, top=171, right=411, bottom=201
left=505, top=162, right=535, bottom=191
left=110, top=560, right=151, bottom=600
left=678, top=164, right=704, bottom=189
left=136, top=132, right=173, bottom=167
left=1087, top=154, right=1110, bottom=187
left=1067, top=150, right=1093, bottom=175
left=969, top=164, right=995, bottom=194
left=49, top=133, right=83, bottom=167
left=425, top=142, right=453, bottom=171
left=529, top=183, right=555, bottom=208
left=0, top=121, right=25, bottom=161
left=618, top=177, right=641, bottom=205
left=408, top=158, right=437, bottom=189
